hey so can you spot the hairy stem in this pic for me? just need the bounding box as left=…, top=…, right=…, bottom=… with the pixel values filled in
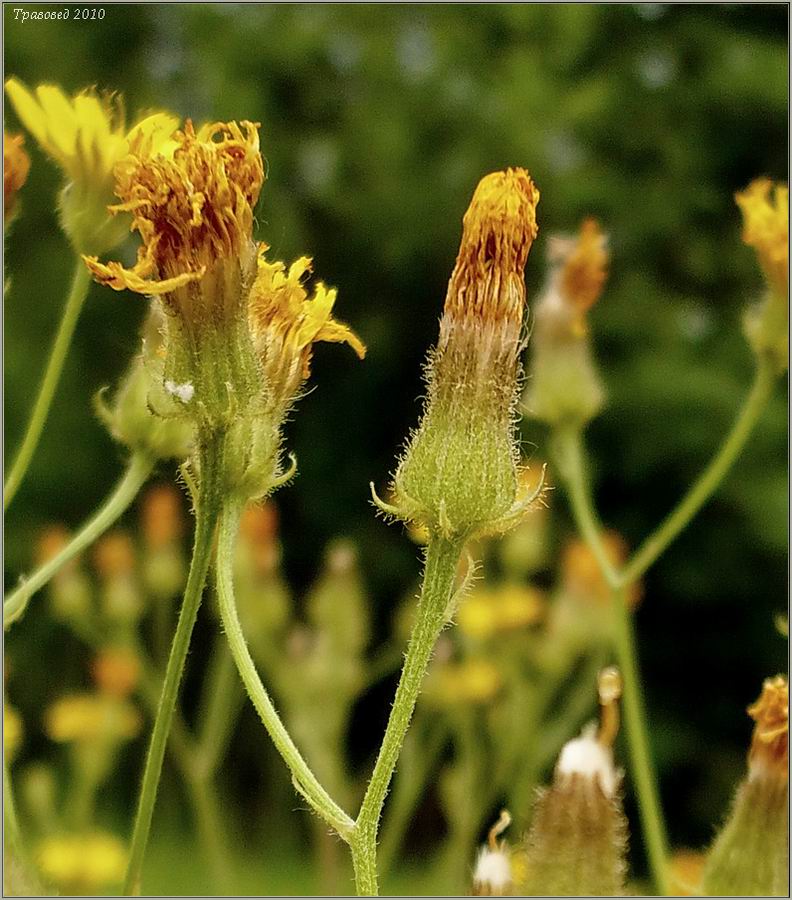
left=351, top=535, right=463, bottom=896
left=123, top=432, right=224, bottom=895
left=4, top=452, right=154, bottom=630
left=214, top=501, right=355, bottom=841
left=5, top=260, right=92, bottom=509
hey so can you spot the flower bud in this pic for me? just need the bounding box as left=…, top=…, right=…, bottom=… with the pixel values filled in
left=390, top=169, right=540, bottom=540
left=4, top=131, right=29, bottom=227
left=521, top=671, right=627, bottom=896
left=96, top=304, right=194, bottom=462
left=702, top=675, right=788, bottom=897
left=735, top=179, right=788, bottom=373
left=525, top=219, right=609, bottom=428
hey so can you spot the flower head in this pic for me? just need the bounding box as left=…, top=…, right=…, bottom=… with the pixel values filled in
left=37, top=832, right=127, bottom=893
left=92, top=647, right=141, bottom=699
left=390, top=169, right=541, bottom=539
left=5, top=78, right=177, bottom=251
left=735, top=178, right=788, bottom=298
left=747, top=674, right=788, bottom=782
left=249, top=247, right=365, bottom=415
left=44, top=693, right=141, bottom=743
left=442, top=168, right=539, bottom=336
left=4, top=131, right=30, bottom=224
left=84, top=119, right=263, bottom=297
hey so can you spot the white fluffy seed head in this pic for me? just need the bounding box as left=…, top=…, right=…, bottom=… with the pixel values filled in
left=556, top=723, right=618, bottom=798
left=473, top=846, right=512, bottom=896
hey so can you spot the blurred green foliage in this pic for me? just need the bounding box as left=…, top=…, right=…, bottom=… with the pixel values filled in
left=4, top=2, right=787, bottom=889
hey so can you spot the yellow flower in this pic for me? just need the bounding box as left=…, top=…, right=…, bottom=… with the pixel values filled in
left=5, top=78, right=175, bottom=192
left=5, top=77, right=177, bottom=251
left=84, top=119, right=264, bottom=298
left=425, top=658, right=502, bottom=706
left=735, top=178, right=788, bottom=298
left=249, top=247, right=366, bottom=414
left=561, top=532, right=642, bottom=610
left=37, top=832, right=127, bottom=892
left=458, top=584, right=544, bottom=641
left=443, top=168, right=539, bottom=333
left=44, top=693, right=141, bottom=743
left=4, top=131, right=29, bottom=224
left=559, top=217, right=609, bottom=334
left=4, top=705, right=23, bottom=761
left=747, top=674, right=788, bottom=782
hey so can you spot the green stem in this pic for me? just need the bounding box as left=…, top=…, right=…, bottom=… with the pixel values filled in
left=621, top=359, right=778, bottom=585
left=4, top=260, right=92, bottom=510
left=4, top=452, right=154, bottom=630
left=552, top=426, right=670, bottom=895
left=194, top=635, right=244, bottom=779
left=123, top=432, right=224, bottom=896
left=550, top=426, right=619, bottom=586
left=612, top=584, right=671, bottom=895
left=351, top=535, right=463, bottom=896
left=214, top=501, right=355, bottom=842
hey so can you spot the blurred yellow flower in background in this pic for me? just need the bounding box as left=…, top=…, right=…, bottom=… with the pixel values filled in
left=44, top=693, right=141, bottom=743
left=3, top=130, right=29, bottom=224
left=458, top=583, right=544, bottom=641
left=735, top=178, right=789, bottom=298
left=4, top=705, right=23, bottom=761
left=37, top=832, right=127, bottom=893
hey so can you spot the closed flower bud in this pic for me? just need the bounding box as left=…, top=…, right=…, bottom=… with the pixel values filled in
left=389, top=169, right=540, bottom=540
left=702, top=675, right=789, bottom=897
left=96, top=305, right=194, bottom=462
left=735, top=179, right=788, bottom=373
left=521, top=670, right=627, bottom=896
left=525, top=218, right=609, bottom=428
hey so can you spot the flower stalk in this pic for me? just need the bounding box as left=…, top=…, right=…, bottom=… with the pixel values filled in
left=4, top=260, right=92, bottom=510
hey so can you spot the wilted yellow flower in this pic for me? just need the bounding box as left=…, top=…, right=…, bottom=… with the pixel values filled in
left=4, top=131, right=29, bottom=224
left=37, top=832, right=127, bottom=892
left=249, top=247, right=365, bottom=415
left=44, top=693, right=141, bottom=743
left=4, top=705, right=23, bottom=761
left=735, top=178, right=788, bottom=298
left=559, top=218, right=609, bottom=333
left=392, top=169, right=541, bottom=539
left=84, top=119, right=263, bottom=298
left=747, top=674, right=788, bottom=782
left=5, top=78, right=177, bottom=251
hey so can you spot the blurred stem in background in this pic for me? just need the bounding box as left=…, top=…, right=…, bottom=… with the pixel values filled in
left=551, top=351, right=780, bottom=896
left=123, top=431, right=225, bottom=895
left=3, top=452, right=155, bottom=630
left=4, top=259, right=92, bottom=510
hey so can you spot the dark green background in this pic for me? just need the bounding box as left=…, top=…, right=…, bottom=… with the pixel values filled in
left=4, top=2, right=788, bottom=887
